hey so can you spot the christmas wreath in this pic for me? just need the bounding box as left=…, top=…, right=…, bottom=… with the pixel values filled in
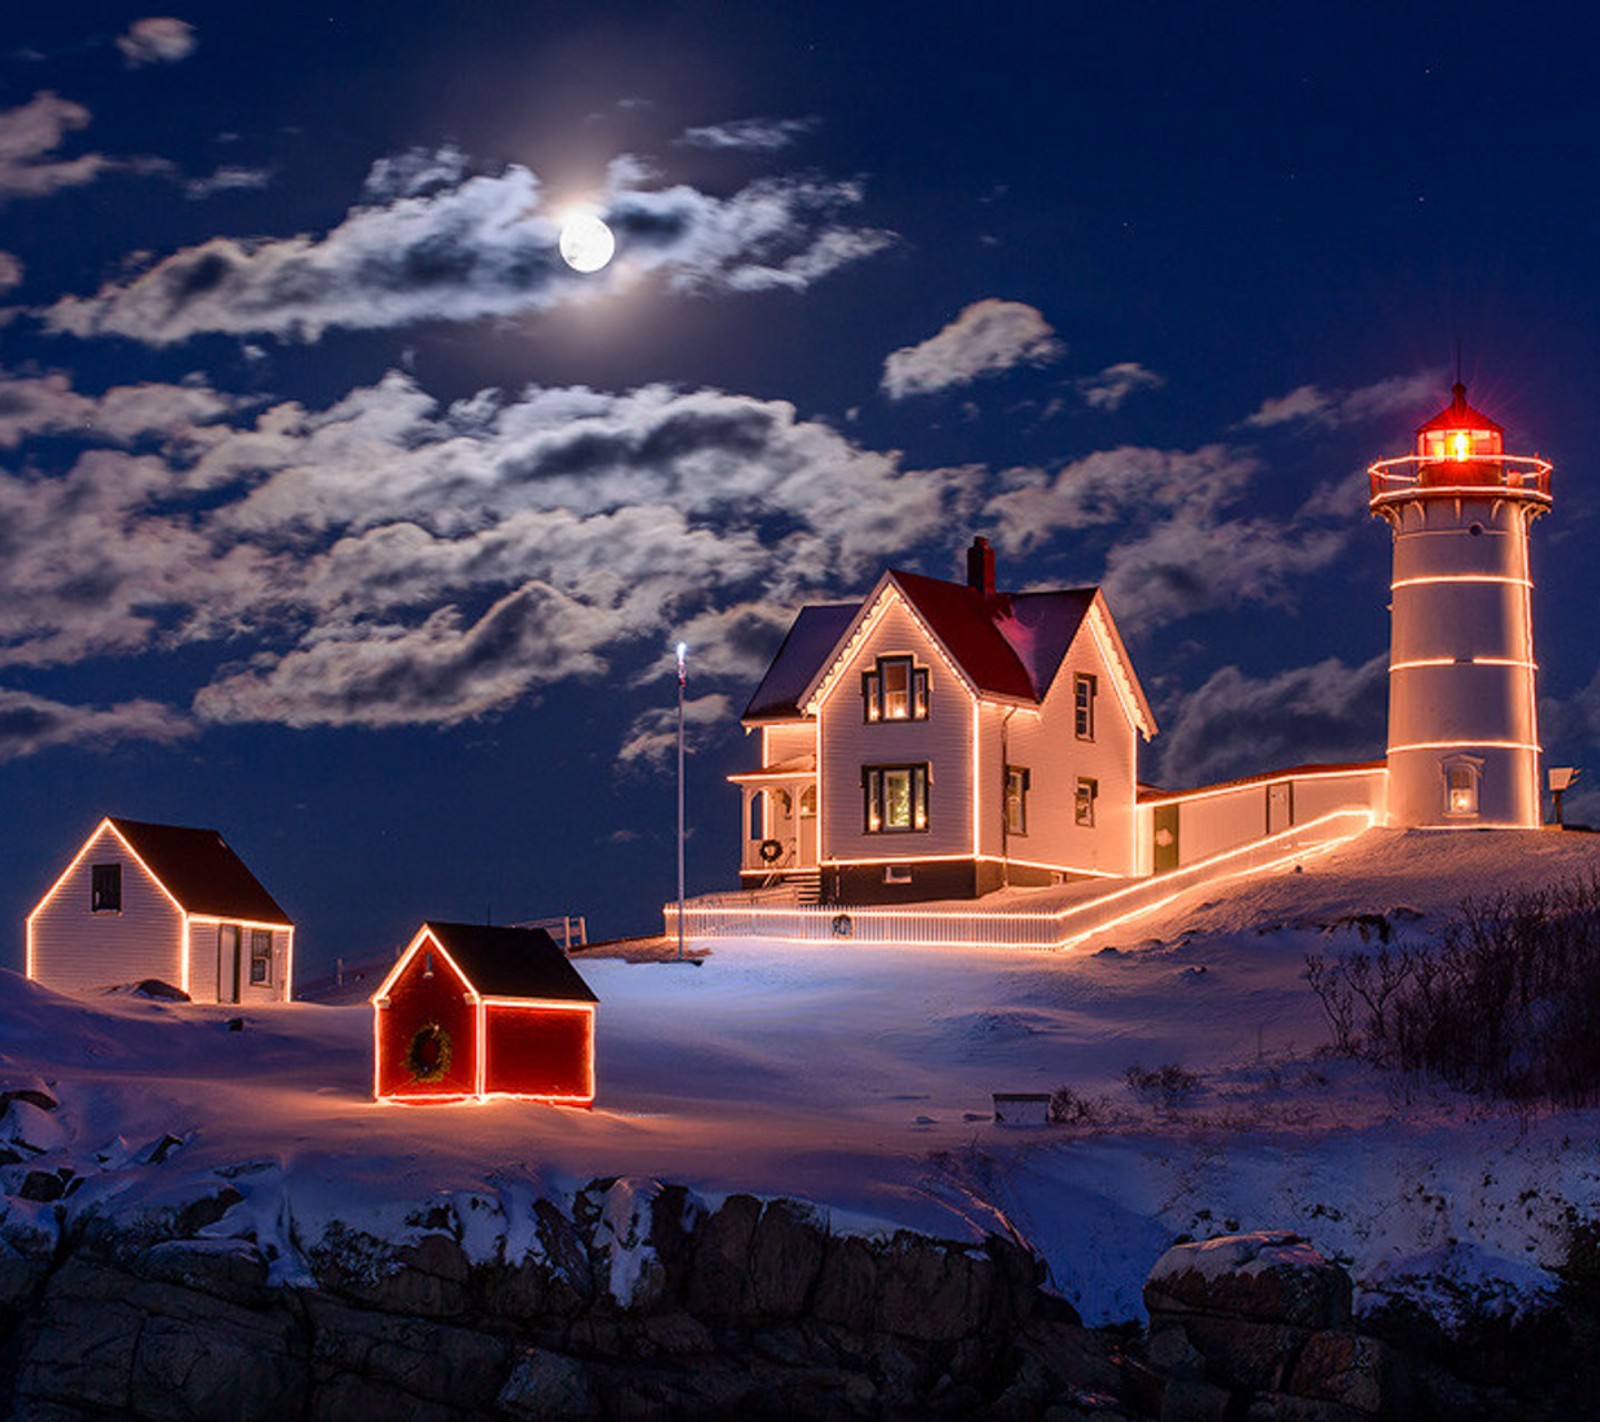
left=404, top=1021, right=453, bottom=1084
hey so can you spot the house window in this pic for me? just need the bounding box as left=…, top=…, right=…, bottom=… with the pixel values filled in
left=1074, top=674, right=1097, bottom=740
left=862, top=655, right=930, bottom=723
left=249, top=930, right=273, bottom=986
left=1443, top=757, right=1482, bottom=817
left=91, top=863, right=122, bottom=913
left=1004, top=766, right=1030, bottom=836
left=1075, top=777, right=1099, bottom=827
left=864, top=764, right=930, bottom=833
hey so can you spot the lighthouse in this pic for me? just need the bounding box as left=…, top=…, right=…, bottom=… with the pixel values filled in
left=1369, top=384, right=1553, bottom=828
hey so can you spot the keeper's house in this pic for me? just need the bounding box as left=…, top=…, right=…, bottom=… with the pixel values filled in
left=733, top=537, right=1156, bottom=903
left=27, top=817, right=295, bottom=1002
left=372, top=922, right=598, bottom=1106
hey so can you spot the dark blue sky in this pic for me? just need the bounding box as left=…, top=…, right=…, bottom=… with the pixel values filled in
left=2, top=3, right=1596, bottom=974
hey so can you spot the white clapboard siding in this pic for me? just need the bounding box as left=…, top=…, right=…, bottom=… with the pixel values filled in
left=28, top=825, right=185, bottom=995
left=1003, top=624, right=1141, bottom=877
left=820, top=598, right=973, bottom=862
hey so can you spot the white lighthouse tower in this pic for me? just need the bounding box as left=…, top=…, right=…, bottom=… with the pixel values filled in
left=1369, top=384, right=1553, bottom=828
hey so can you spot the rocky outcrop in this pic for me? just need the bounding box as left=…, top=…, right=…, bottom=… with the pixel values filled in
left=1142, top=1232, right=1517, bottom=1422
left=0, top=1178, right=1154, bottom=1421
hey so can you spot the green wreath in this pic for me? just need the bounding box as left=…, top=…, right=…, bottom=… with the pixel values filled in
left=404, top=1021, right=453, bottom=1084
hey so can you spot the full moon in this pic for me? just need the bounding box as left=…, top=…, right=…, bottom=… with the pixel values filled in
left=558, top=213, right=616, bottom=273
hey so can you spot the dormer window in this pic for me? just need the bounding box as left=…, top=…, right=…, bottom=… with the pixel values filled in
left=862, top=655, right=929, bottom=723
left=1074, top=674, right=1097, bottom=741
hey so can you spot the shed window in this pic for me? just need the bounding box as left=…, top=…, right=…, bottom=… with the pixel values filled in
left=1075, top=777, right=1099, bottom=827
left=91, top=863, right=122, bottom=913
left=864, top=764, right=930, bottom=833
left=249, top=929, right=273, bottom=986
left=863, top=656, right=929, bottom=722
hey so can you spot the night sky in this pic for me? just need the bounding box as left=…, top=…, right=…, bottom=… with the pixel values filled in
left=3, top=4, right=1597, bottom=976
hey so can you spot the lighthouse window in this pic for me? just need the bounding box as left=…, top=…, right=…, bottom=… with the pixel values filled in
left=1443, top=759, right=1481, bottom=817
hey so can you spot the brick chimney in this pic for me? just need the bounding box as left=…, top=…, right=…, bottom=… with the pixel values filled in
left=966, top=535, right=996, bottom=596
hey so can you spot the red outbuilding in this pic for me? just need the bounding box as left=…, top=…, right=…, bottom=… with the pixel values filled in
left=372, top=921, right=598, bottom=1106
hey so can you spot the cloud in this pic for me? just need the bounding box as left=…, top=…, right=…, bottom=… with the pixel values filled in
left=0, top=92, right=109, bottom=202
left=194, top=583, right=614, bottom=728
left=43, top=149, right=894, bottom=345
left=1151, top=654, right=1389, bottom=789
left=983, top=444, right=1345, bottom=629
left=0, top=368, right=972, bottom=736
left=0, top=687, right=192, bottom=762
left=1242, top=370, right=1443, bottom=429
left=1077, top=361, right=1165, bottom=411
left=0, top=252, right=20, bottom=293
left=676, top=116, right=820, bottom=152
left=116, top=18, right=197, bottom=67
left=881, top=299, right=1063, bottom=399
left=184, top=165, right=271, bottom=201
left=616, top=693, right=734, bottom=770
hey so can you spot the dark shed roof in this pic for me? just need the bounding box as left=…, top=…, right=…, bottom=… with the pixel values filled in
left=422, top=922, right=599, bottom=1004
left=109, top=818, right=292, bottom=924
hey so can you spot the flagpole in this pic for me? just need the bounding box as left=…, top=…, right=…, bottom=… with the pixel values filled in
left=676, top=641, right=687, bottom=962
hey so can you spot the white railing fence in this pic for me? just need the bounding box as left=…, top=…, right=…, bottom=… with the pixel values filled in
left=514, top=915, right=589, bottom=951
left=664, top=810, right=1374, bottom=953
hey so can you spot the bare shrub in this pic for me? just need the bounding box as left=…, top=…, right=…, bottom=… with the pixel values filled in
left=1124, top=1062, right=1201, bottom=1109
left=1048, top=1084, right=1108, bottom=1126
left=1305, top=871, right=1600, bottom=1106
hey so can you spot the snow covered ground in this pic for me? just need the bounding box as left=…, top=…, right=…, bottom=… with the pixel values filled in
left=5, top=827, right=1600, bottom=1327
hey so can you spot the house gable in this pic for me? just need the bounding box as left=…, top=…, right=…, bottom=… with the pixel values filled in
left=27, top=820, right=186, bottom=995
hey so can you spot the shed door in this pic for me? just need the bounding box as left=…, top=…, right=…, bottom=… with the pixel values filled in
left=217, top=925, right=242, bottom=1004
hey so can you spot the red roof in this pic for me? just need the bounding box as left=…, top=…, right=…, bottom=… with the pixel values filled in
left=1417, top=382, right=1502, bottom=436
left=746, top=567, right=1115, bottom=722
left=109, top=818, right=292, bottom=924
left=888, top=569, right=1042, bottom=701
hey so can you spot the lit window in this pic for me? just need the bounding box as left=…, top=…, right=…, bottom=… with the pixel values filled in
left=1443, top=758, right=1481, bottom=817
left=1074, top=674, right=1097, bottom=741
left=249, top=930, right=273, bottom=986
left=91, top=863, right=121, bottom=913
left=862, top=656, right=930, bottom=722
left=1004, top=765, right=1030, bottom=836
left=799, top=785, right=817, bottom=817
left=864, top=764, right=930, bottom=833
left=1075, top=777, right=1099, bottom=827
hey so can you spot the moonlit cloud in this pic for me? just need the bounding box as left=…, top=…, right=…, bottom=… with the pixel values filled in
left=0, top=687, right=193, bottom=762
left=617, top=693, right=734, bottom=769
left=0, top=368, right=971, bottom=733
left=116, top=18, right=197, bottom=67
left=1151, top=654, right=1389, bottom=788
left=983, top=444, right=1344, bottom=629
left=43, top=150, right=894, bottom=345
left=1077, top=360, right=1165, bottom=411
left=0, top=92, right=109, bottom=202
left=676, top=116, right=820, bottom=152
left=184, top=165, right=272, bottom=200
left=1242, top=370, right=1443, bottom=429
left=881, top=299, right=1063, bottom=399
left=0, top=253, right=21, bottom=293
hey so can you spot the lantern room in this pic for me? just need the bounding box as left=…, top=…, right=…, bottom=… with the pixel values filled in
left=1370, top=382, right=1551, bottom=506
